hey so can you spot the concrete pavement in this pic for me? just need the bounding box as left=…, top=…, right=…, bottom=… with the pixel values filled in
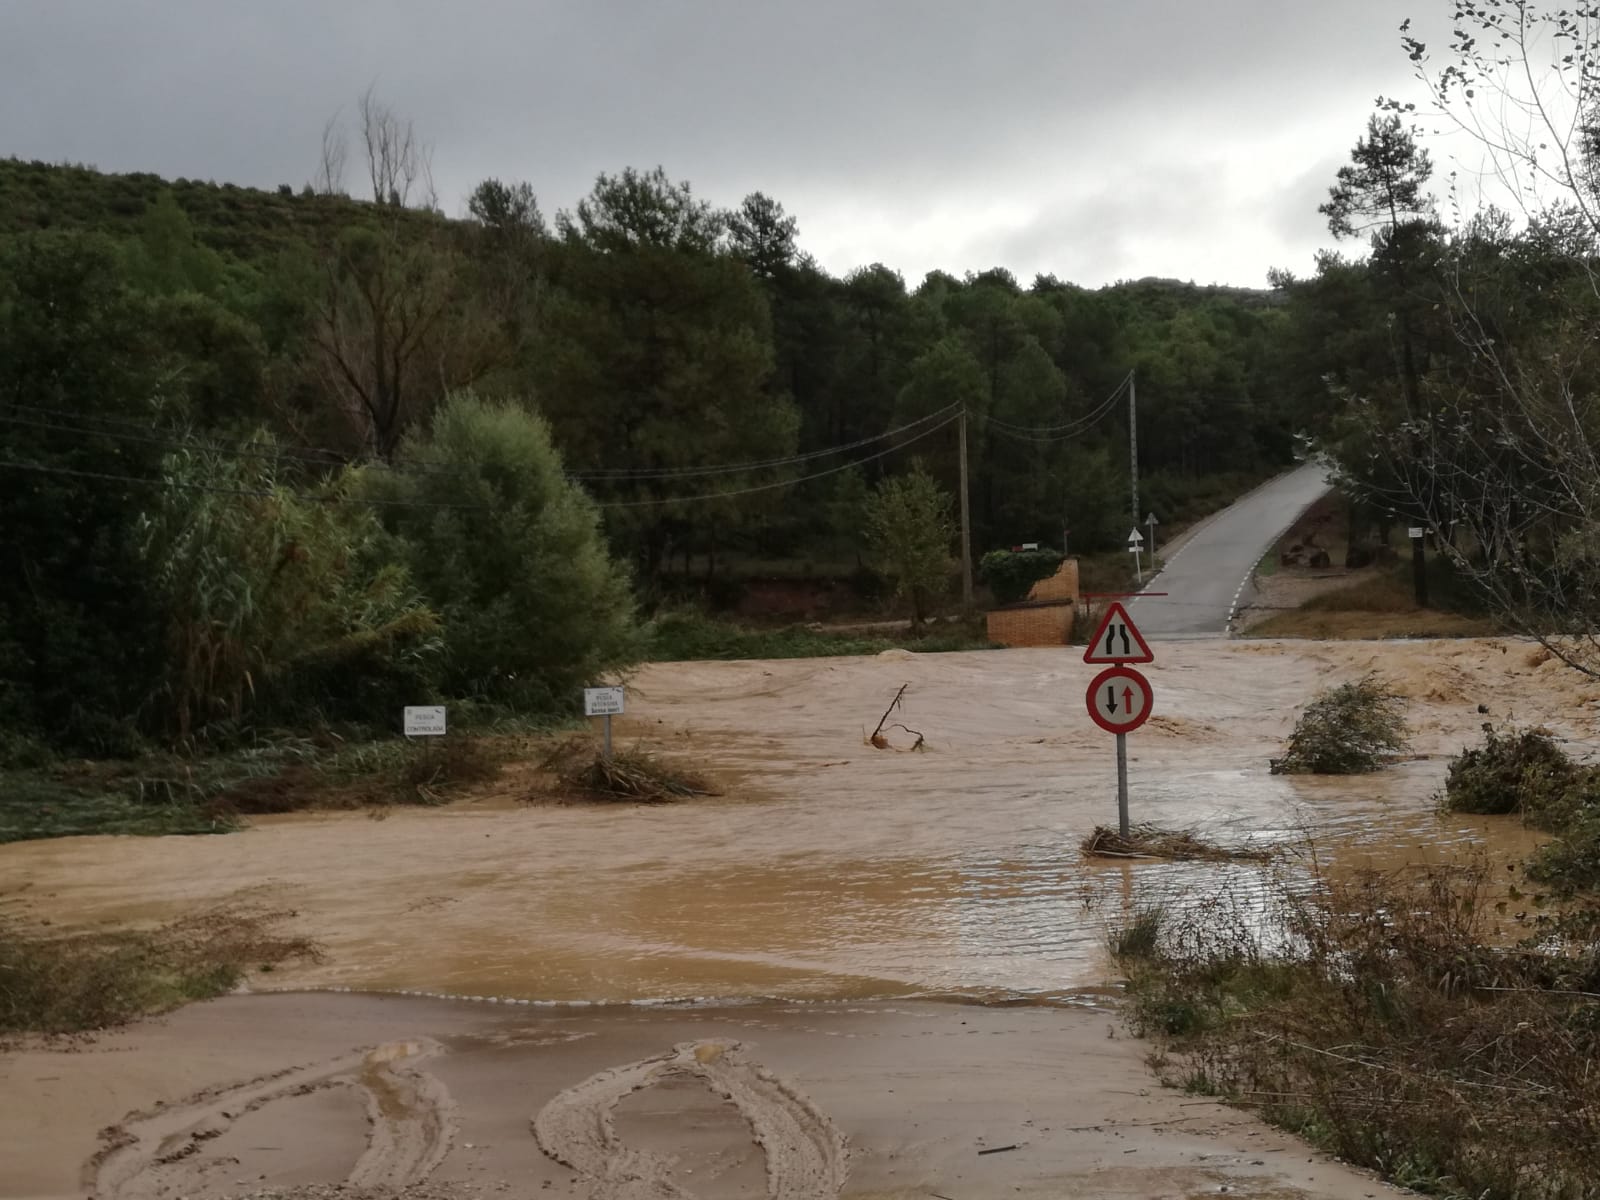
left=1127, top=461, right=1333, bottom=638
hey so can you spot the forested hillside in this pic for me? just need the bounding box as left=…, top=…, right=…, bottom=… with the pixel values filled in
left=1, top=108, right=1304, bottom=755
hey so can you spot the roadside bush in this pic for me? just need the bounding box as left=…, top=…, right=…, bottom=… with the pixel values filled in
left=1528, top=811, right=1600, bottom=895
left=1443, top=724, right=1578, bottom=819
left=1111, top=864, right=1600, bottom=1200
left=359, top=392, right=639, bottom=715
left=1270, top=673, right=1408, bottom=775
left=979, top=547, right=1065, bottom=605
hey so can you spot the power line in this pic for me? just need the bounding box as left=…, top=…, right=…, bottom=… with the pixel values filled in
left=0, top=404, right=471, bottom=479
left=594, top=412, right=960, bottom=508
left=2, top=411, right=960, bottom=513
left=984, top=393, right=1123, bottom=443
left=3, top=399, right=963, bottom=485
left=571, top=403, right=962, bottom=480
left=982, top=371, right=1131, bottom=439
left=0, top=457, right=490, bottom=511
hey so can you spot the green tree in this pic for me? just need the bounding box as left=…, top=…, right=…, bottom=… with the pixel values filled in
left=359, top=392, right=638, bottom=712
left=727, top=191, right=798, bottom=282
left=865, top=464, right=955, bottom=628
left=535, top=168, right=797, bottom=576
left=0, top=233, right=169, bottom=754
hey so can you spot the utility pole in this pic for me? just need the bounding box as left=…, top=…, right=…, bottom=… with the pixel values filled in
left=958, top=406, right=973, bottom=606
left=1128, top=371, right=1139, bottom=535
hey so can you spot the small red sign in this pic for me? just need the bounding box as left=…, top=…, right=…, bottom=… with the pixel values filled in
left=1082, top=601, right=1154, bottom=664
left=1085, top=665, right=1154, bottom=734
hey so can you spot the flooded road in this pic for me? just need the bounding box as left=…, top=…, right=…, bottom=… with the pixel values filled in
left=3, top=638, right=1590, bottom=1005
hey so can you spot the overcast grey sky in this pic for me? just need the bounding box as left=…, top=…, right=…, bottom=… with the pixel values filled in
left=0, top=1, right=1434, bottom=287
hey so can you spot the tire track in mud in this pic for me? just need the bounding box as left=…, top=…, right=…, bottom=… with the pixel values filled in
left=89, top=1039, right=454, bottom=1199
left=533, top=1039, right=848, bottom=1200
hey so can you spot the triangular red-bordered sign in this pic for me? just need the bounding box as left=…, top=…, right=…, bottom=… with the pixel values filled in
left=1082, top=601, right=1154, bottom=664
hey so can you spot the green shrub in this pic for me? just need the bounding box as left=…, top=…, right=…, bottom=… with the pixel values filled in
left=359, top=392, right=639, bottom=715
left=1443, top=725, right=1578, bottom=820
left=1270, top=673, right=1408, bottom=774
left=979, top=547, right=1066, bottom=605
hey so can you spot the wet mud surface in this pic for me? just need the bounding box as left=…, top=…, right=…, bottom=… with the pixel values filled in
left=1, top=992, right=1402, bottom=1200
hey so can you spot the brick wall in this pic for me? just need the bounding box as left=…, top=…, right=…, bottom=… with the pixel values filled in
left=986, top=601, right=1074, bottom=647
left=1026, top=559, right=1081, bottom=604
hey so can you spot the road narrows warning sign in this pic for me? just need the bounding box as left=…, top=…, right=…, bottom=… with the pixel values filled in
left=1082, top=601, right=1154, bottom=664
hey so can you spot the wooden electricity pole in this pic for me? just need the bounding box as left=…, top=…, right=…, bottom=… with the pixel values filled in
left=1128, top=371, right=1139, bottom=534
left=958, top=406, right=973, bottom=606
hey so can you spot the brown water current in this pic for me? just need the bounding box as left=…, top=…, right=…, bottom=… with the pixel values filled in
left=2, top=639, right=1589, bottom=1005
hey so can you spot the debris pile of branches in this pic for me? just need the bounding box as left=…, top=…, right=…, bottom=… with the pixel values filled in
left=1081, top=823, right=1272, bottom=863
left=542, top=736, right=716, bottom=804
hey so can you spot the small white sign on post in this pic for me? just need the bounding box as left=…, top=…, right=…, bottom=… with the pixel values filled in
left=403, top=705, right=447, bottom=736
left=584, top=686, right=625, bottom=717
left=584, top=686, right=624, bottom=761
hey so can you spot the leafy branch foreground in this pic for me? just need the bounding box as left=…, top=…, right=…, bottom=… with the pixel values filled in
left=1112, top=866, right=1600, bottom=1200
left=1, top=905, right=320, bottom=1035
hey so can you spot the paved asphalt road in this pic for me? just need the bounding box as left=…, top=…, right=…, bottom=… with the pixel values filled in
left=1127, top=461, right=1333, bottom=638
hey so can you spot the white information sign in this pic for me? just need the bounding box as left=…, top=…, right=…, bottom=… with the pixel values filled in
left=584, top=686, right=625, bottom=717
left=403, top=705, right=447, bottom=736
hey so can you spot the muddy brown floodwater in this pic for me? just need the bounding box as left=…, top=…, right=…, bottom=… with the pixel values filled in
left=5, top=637, right=1593, bottom=1200
left=3, top=638, right=1588, bottom=1005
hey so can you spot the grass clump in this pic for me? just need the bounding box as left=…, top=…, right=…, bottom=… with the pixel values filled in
left=1, top=904, right=321, bottom=1035
left=543, top=737, right=716, bottom=804
left=1082, top=824, right=1273, bottom=863
left=1, top=732, right=513, bottom=842
left=1108, top=904, right=1167, bottom=961
left=1270, top=673, right=1408, bottom=775
left=1110, top=864, right=1600, bottom=1200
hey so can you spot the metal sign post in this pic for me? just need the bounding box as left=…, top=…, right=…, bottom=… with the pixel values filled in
left=1084, top=605, right=1156, bottom=837
left=583, top=686, right=625, bottom=760
left=1116, top=732, right=1129, bottom=836
left=1144, top=511, right=1160, bottom=565
left=1127, top=527, right=1145, bottom=584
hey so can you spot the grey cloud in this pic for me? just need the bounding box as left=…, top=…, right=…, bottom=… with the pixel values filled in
left=2, top=0, right=1430, bottom=284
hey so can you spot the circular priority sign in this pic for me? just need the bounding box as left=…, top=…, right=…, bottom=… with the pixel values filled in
left=1085, top=665, right=1154, bottom=734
